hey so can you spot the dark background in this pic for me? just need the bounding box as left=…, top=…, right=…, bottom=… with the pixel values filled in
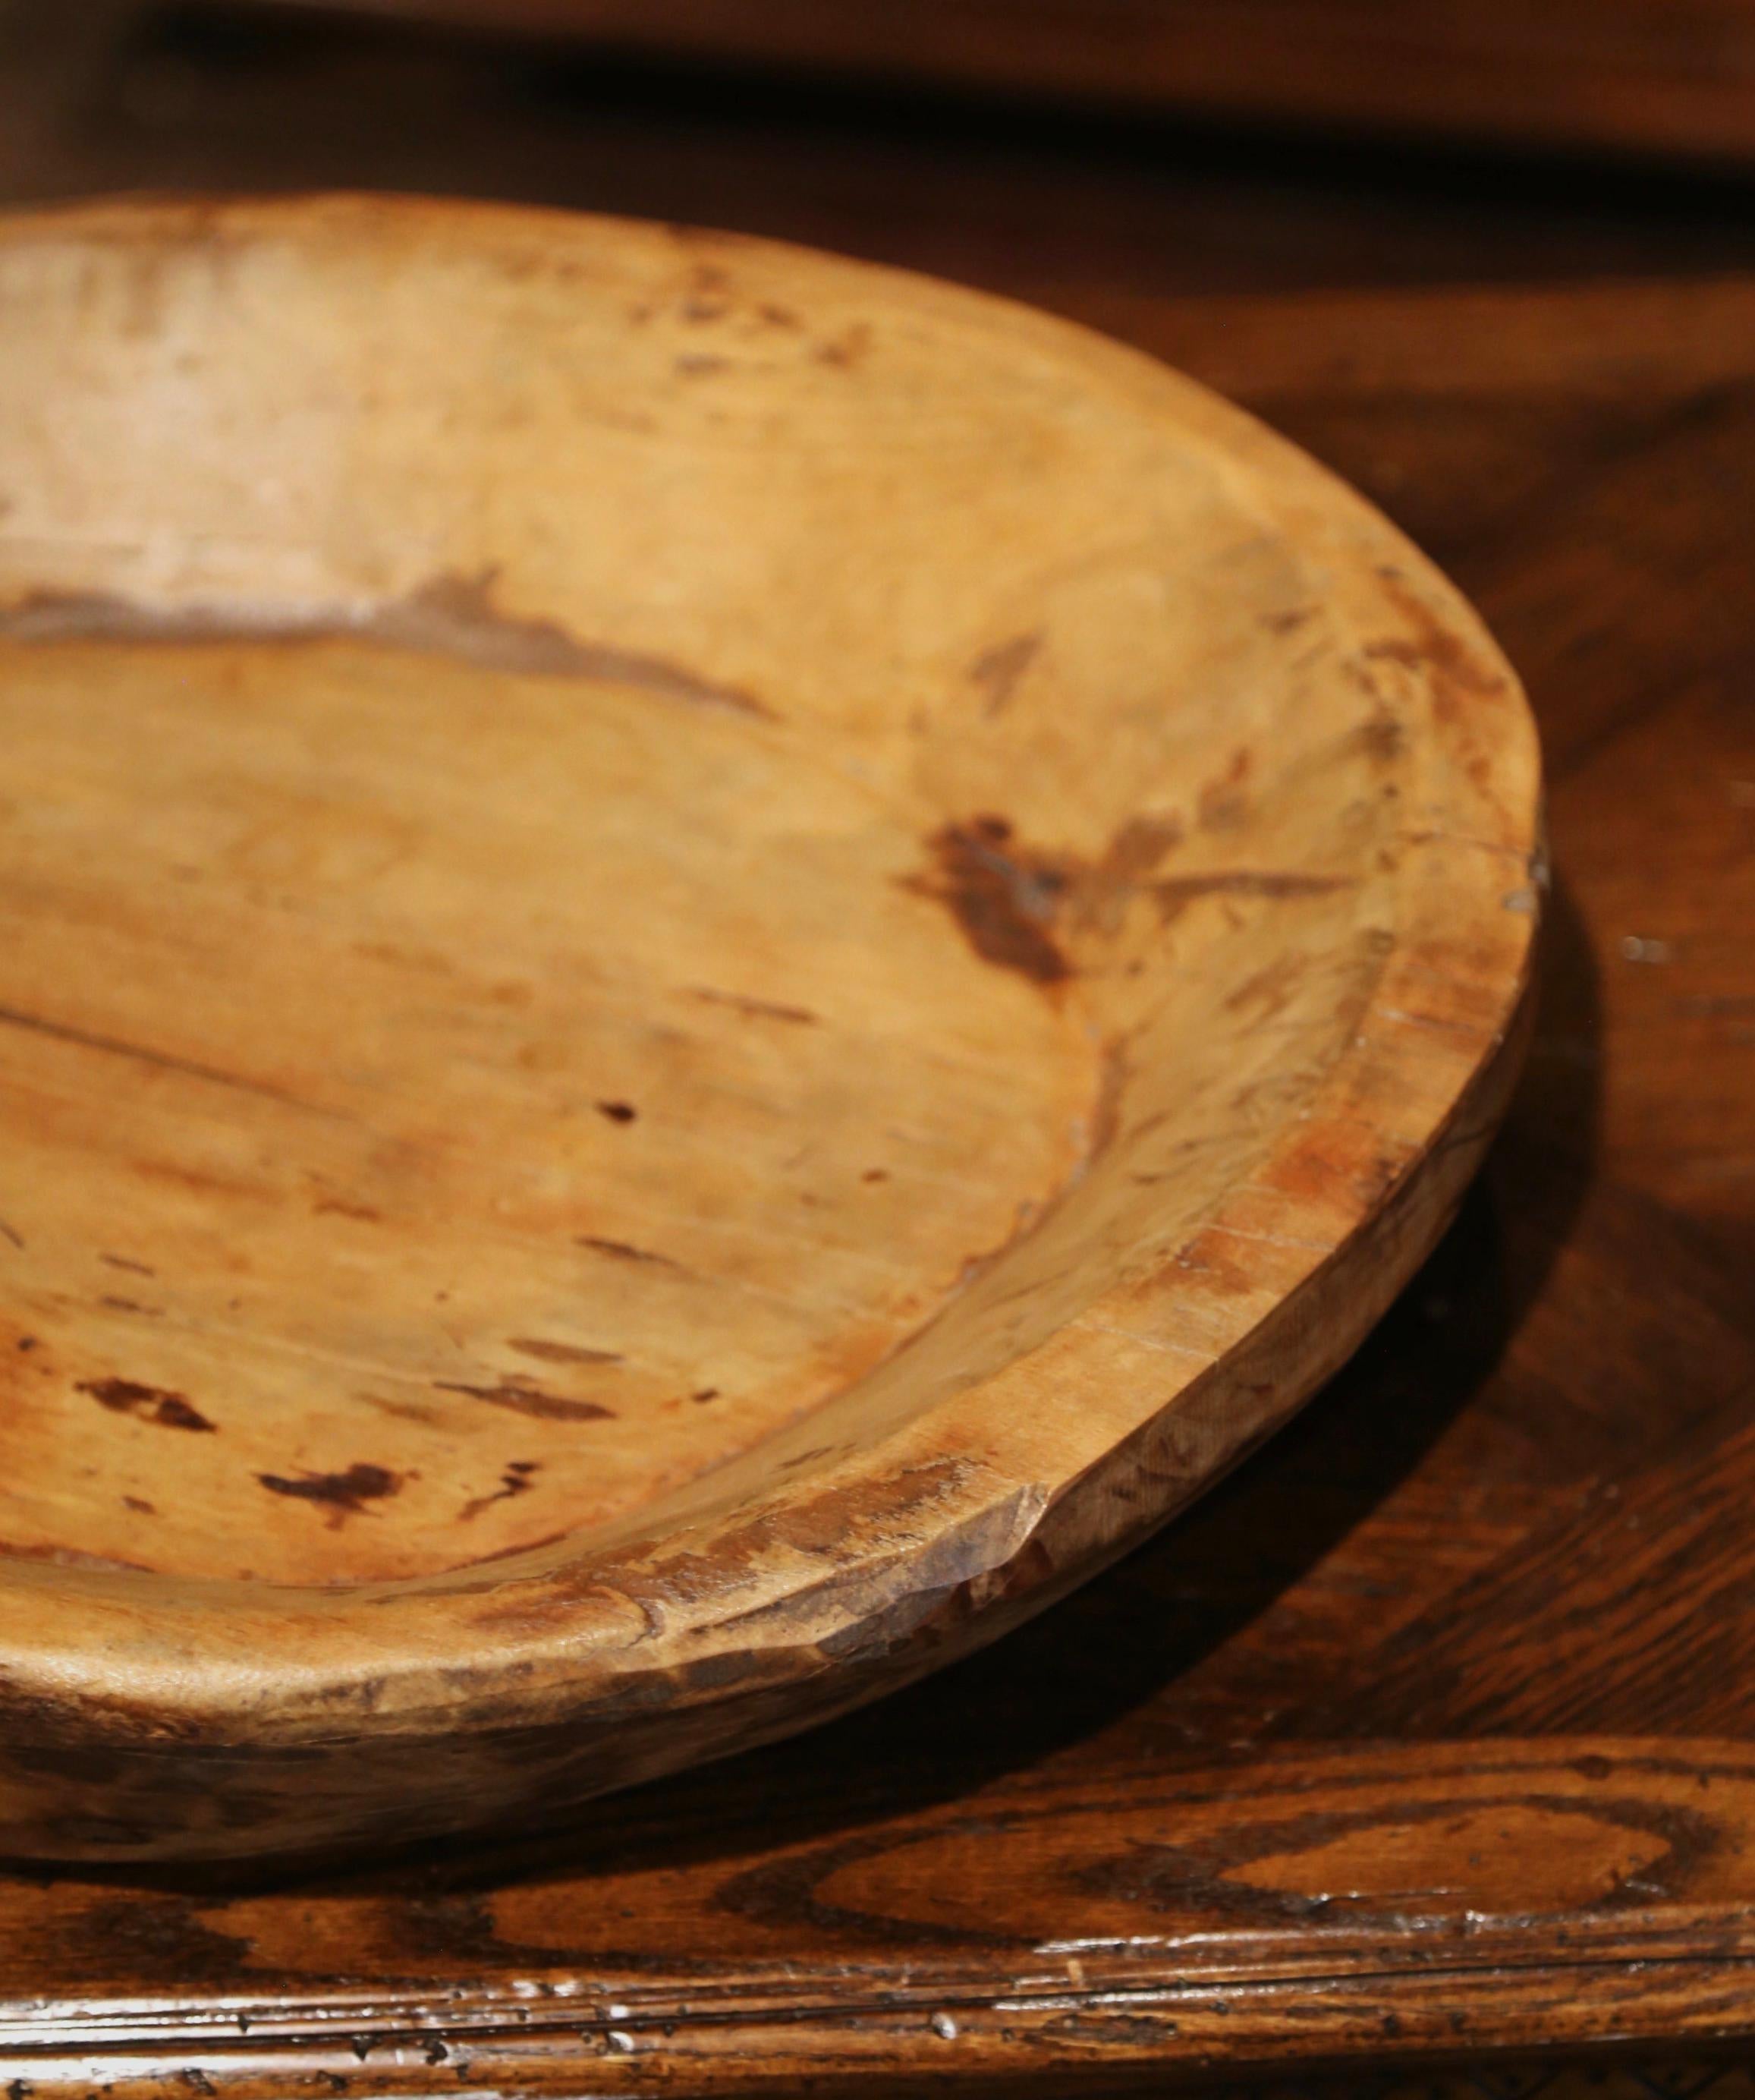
left=13, top=0, right=1755, bottom=304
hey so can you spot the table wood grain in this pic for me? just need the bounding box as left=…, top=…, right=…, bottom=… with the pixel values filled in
left=0, top=7, right=1751, bottom=2091
left=259, top=0, right=1755, bottom=166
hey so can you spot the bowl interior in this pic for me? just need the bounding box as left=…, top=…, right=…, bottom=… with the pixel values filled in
left=0, top=203, right=1416, bottom=1588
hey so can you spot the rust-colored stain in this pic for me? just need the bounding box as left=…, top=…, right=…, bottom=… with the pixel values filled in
left=1172, top=1227, right=1263, bottom=1297
left=577, top=1236, right=684, bottom=1270
left=257, top=1462, right=401, bottom=1523
left=690, top=987, right=819, bottom=1025
left=1354, top=710, right=1406, bottom=763
left=99, top=1254, right=156, bottom=1277
left=461, top=1459, right=539, bottom=1522
left=815, top=323, right=873, bottom=369
left=506, top=1339, right=624, bottom=1367
left=904, top=807, right=1338, bottom=984
left=1198, top=748, right=1253, bottom=830
left=970, top=631, right=1043, bottom=716
left=1103, top=813, right=1186, bottom=886
left=1370, top=567, right=1508, bottom=723
left=435, top=1376, right=617, bottom=1424
left=78, top=1377, right=215, bottom=1434
left=0, top=1000, right=304, bottom=1108
left=313, top=1195, right=382, bottom=1223
left=904, top=816, right=1074, bottom=985
left=445, top=1525, right=572, bottom=1575
left=1224, top=950, right=1310, bottom=1019
left=0, top=570, right=775, bottom=719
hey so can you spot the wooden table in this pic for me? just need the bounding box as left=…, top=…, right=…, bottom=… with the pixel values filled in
left=1, top=7, right=1753, bottom=2093
left=259, top=0, right=1755, bottom=165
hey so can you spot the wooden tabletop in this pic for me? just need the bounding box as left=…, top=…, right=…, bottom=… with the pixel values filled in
left=1, top=6, right=1753, bottom=2093
left=255, top=0, right=1755, bottom=165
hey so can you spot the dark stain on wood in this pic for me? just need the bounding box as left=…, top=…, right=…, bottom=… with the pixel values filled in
left=1198, top=748, right=1254, bottom=829
left=313, top=1195, right=382, bottom=1223
left=0, top=570, right=775, bottom=720
left=904, top=808, right=1325, bottom=982
left=77, top=1377, right=215, bottom=1434
left=970, top=631, right=1043, bottom=716
left=461, top=1460, right=540, bottom=1522
left=596, top=1100, right=638, bottom=1123
left=41, top=1890, right=253, bottom=1985
left=256, top=1462, right=401, bottom=1521
left=690, top=987, right=820, bottom=1025
left=815, top=323, right=873, bottom=368
left=577, top=1236, right=684, bottom=1270
left=1370, top=566, right=1510, bottom=719
left=445, top=1525, right=571, bottom=1573
left=434, top=1377, right=617, bottom=1423
left=99, top=1254, right=156, bottom=1277
left=680, top=266, right=731, bottom=323
left=1102, top=812, right=1186, bottom=882
left=1354, top=708, right=1407, bottom=762
left=506, top=1339, right=625, bottom=1367
left=0, top=1000, right=304, bottom=1109
left=904, top=816, right=1074, bottom=985
left=1224, top=950, right=1310, bottom=1019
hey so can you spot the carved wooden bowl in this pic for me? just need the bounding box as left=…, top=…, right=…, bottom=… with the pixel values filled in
left=0, top=197, right=1540, bottom=1861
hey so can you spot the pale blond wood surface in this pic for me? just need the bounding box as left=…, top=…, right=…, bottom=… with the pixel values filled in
left=0, top=196, right=1539, bottom=1859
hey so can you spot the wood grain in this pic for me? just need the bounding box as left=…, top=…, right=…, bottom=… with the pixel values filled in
left=0, top=194, right=1537, bottom=1861
left=255, top=0, right=1755, bottom=166
left=20, top=5, right=1755, bottom=296
left=5, top=1743, right=1755, bottom=2092
left=0, top=11, right=1750, bottom=2089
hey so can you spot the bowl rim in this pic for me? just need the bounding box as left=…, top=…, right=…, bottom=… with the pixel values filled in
left=0, top=190, right=1542, bottom=1774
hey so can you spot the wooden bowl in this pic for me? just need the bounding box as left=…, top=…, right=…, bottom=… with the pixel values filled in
left=0, top=197, right=1540, bottom=1862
